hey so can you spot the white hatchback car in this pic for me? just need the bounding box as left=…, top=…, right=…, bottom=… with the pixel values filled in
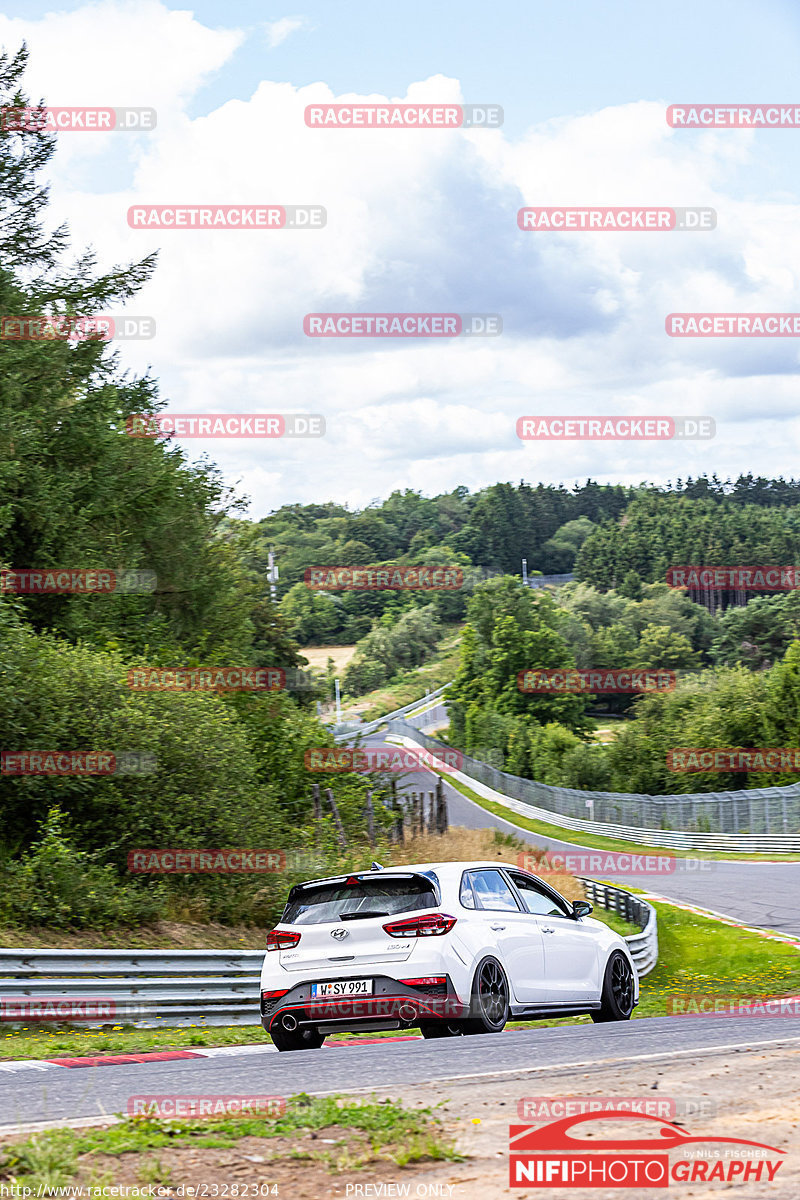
left=260, top=860, right=639, bottom=1050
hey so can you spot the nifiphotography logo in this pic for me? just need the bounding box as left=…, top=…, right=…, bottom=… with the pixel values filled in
left=508, top=1111, right=785, bottom=1188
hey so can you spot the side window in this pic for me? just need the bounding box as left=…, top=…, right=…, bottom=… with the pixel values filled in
left=468, top=869, right=522, bottom=912
left=508, top=872, right=570, bottom=918
left=459, top=874, right=476, bottom=909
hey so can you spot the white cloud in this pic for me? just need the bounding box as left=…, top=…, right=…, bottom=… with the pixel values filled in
left=4, top=1, right=800, bottom=513
left=264, top=16, right=309, bottom=49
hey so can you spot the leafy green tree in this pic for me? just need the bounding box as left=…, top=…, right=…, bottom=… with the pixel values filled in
left=281, top=581, right=342, bottom=644
left=633, top=624, right=702, bottom=670
left=618, top=570, right=643, bottom=600
left=0, top=45, right=255, bottom=659
left=763, top=639, right=800, bottom=766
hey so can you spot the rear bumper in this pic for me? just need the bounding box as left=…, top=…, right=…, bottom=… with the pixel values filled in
left=262, top=974, right=467, bottom=1034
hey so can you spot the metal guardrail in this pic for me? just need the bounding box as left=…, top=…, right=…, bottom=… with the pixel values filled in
left=0, top=949, right=264, bottom=1028
left=524, top=573, right=575, bottom=589
left=580, top=879, right=658, bottom=977
left=332, top=684, right=451, bottom=743
left=387, top=720, right=800, bottom=847
left=0, top=881, right=656, bottom=1028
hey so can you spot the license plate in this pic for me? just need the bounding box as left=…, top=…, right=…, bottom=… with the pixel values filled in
left=310, top=979, right=373, bottom=998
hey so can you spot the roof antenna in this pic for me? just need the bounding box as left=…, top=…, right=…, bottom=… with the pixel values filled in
left=371, top=862, right=383, bottom=871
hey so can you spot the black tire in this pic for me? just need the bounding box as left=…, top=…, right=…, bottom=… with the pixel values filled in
left=419, top=1022, right=464, bottom=1039
left=270, top=1025, right=326, bottom=1051
left=462, top=956, right=509, bottom=1034
left=591, top=951, right=634, bottom=1023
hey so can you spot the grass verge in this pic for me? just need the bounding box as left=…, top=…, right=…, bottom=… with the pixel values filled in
left=0, top=1022, right=269, bottom=1061
left=0, top=1094, right=461, bottom=1189
left=439, top=771, right=800, bottom=862
left=635, top=897, right=800, bottom=1018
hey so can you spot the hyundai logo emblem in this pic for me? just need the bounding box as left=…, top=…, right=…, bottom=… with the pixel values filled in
left=331, top=928, right=349, bottom=940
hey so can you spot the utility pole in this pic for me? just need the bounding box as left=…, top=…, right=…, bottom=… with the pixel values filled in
left=334, top=677, right=342, bottom=725
left=266, top=546, right=279, bottom=602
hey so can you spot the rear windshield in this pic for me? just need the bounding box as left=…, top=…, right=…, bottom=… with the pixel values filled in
left=283, top=875, right=439, bottom=925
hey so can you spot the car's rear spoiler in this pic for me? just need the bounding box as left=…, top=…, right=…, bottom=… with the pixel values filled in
left=285, top=870, right=438, bottom=906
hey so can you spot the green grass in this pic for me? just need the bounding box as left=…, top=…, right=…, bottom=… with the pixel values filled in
left=0, top=1022, right=269, bottom=1061
left=590, top=908, right=640, bottom=937
left=0, top=1095, right=460, bottom=1188
left=636, top=898, right=800, bottom=1018
left=0, top=1021, right=433, bottom=1061
left=439, top=771, right=800, bottom=862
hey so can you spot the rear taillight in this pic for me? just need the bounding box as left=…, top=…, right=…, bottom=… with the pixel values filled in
left=261, top=988, right=290, bottom=1001
left=266, top=929, right=301, bottom=952
left=400, top=976, right=447, bottom=988
left=382, top=913, right=457, bottom=938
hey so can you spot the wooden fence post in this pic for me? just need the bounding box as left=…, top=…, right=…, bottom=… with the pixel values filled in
left=436, top=777, right=448, bottom=834
left=325, top=788, right=347, bottom=851
left=365, top=789, right=375, bottom=848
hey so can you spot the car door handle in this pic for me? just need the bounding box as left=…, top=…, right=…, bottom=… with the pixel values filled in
left=490, top=923, right=506, bottom=931
left=542, top=927, right=555, bottom=934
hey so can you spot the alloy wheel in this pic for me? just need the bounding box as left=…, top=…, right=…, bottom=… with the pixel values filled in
left=477, top=958, right=508, bottom=1026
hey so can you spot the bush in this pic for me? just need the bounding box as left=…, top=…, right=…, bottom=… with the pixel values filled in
left=0, top=808, right=165, bottom=930
left=344, top=605, right=442, bottom=696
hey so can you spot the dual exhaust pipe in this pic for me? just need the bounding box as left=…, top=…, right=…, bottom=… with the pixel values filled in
left=281, top=1003, right=418, bottom=1031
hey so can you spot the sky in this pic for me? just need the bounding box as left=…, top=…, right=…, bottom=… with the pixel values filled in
left=2, top=0, right=800, bottom=516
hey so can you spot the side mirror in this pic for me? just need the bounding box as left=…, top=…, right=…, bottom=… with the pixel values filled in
left=573, top=900, right=593, bottom=919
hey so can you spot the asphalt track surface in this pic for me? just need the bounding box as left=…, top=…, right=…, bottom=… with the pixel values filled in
left=4, top=1018, right=800, bottom=1130
left=369, top=729, right=800, bottom=938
